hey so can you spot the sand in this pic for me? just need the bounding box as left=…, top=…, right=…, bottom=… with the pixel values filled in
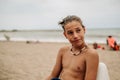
left=0, top=41, right=120, bottom=80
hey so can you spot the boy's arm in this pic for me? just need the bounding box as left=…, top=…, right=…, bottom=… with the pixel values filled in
left=85, top=49, right=99, bottom=80
left=46, top=48, right=63, bottom=80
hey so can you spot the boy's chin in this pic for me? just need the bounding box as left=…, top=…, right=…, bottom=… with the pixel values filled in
left=72, top=43, right=82, bottom=47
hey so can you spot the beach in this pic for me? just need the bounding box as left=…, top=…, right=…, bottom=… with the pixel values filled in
left=0, top=41, right=120, bottom=80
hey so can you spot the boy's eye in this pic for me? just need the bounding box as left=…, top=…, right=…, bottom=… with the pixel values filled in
left=67, top=31, right=73, bottom=35
left=76, top=29, right=81, bottom=33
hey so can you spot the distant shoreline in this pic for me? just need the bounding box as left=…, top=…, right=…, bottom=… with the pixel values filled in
left=0, top=28, right=120, bottom=44
left=0, top=27, right=120, bottom=32
left=0, top=40, right=107, bottom=45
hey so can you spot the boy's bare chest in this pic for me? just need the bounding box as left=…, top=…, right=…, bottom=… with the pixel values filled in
left=62, top=53, right=86, bottom=72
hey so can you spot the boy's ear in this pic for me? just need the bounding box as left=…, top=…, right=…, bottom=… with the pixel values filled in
left=84, top=27, right=86, bottom=33
left=63, top=32, right=67, bottom=38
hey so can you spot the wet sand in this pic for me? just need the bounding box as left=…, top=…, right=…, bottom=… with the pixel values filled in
left=0, top=41, right=119, bottom=80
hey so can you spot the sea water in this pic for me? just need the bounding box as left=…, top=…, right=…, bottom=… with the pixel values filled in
left=0, top=28, right=120, bottom=44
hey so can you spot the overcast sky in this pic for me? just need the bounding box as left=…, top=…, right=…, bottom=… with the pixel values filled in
left=0, top=0, right=120, bottom=30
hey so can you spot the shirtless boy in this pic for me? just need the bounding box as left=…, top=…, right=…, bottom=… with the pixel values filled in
left=46, top=15, right=99, bottom=80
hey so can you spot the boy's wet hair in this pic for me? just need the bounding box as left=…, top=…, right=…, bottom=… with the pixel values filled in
left=58, top=15, right=85, bottom=31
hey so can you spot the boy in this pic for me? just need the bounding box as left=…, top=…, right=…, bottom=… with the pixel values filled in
left=46, top=15, right=99, bottom=80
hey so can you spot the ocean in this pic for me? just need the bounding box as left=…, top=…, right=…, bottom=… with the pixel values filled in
left=0, top=28, right=120, bottom=44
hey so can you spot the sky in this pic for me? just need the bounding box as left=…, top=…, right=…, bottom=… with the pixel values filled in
left=0, top=0, right=120, bottom=30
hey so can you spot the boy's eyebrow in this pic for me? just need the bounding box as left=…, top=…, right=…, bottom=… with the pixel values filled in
left=75, top=27, right=80, bottom=29
left=65, top=29, right=72, bottom=32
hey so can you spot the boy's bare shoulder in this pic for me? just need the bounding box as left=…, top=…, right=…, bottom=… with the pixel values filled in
left=85, top=47, right=99, bottom=58
left=59, top=46, right=70, bottom=51
left=58, top=46, right=70, bottom=55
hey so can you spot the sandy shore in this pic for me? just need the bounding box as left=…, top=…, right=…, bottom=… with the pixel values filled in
left=0, top=41, right=120, bottom=80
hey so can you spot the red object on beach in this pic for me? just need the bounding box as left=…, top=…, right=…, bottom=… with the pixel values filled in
left=97, top=45, right=101, bottom=48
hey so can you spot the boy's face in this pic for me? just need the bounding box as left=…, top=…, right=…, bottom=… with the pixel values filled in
left=64, top=21, right=85, bottom=47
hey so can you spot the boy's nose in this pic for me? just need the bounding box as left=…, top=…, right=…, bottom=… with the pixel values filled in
left=73, top=32, right=78, bottom=39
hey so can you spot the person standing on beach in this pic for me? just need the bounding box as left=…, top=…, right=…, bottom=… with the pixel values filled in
left=46, top=15, right=99, bottom=80
left=106, top=35, right=116, bottom=50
